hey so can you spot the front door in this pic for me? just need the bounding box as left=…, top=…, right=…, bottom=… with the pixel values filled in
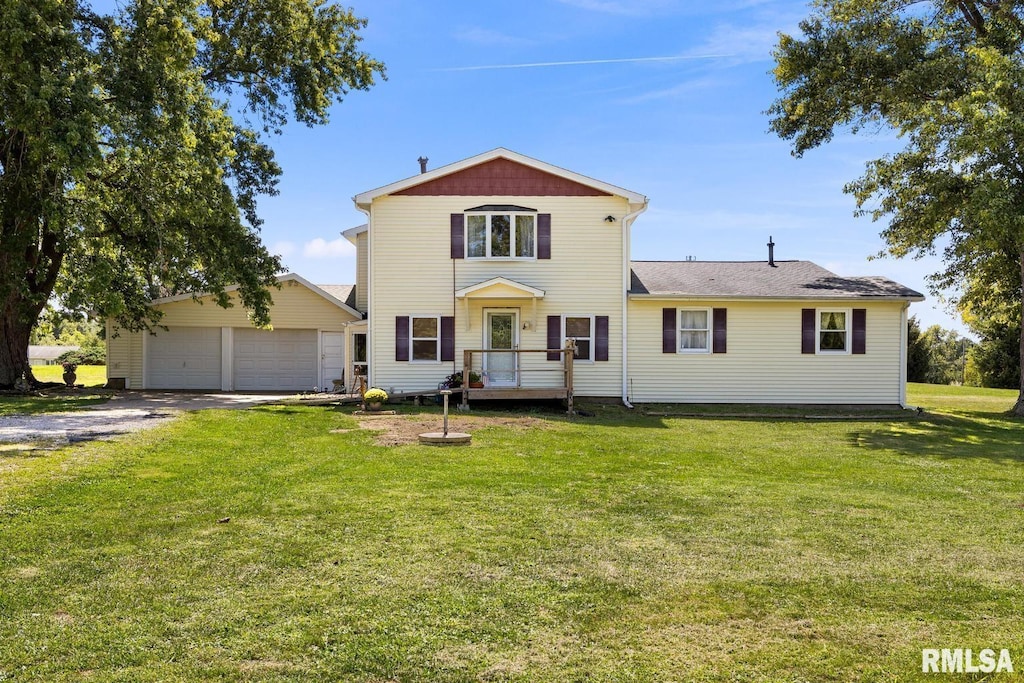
left=320, top=331, right=345, bottom=390
left=484, top=309, right=518, bottom=386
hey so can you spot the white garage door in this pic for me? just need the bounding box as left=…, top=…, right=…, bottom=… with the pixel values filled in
left=233, top=328, right=317, bottom=391
left=146, top=327, right=222, bottom=390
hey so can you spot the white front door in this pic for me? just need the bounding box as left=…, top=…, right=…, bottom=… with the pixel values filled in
left=484, top=309, right=518, bottom=387
left=321, top=331, right=345, bottom=390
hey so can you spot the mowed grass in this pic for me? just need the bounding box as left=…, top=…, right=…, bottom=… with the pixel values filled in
left=1, top=384, right=1022, bottom=681
left=0, top=366, right=109, bottom=416
left=30, top=364, right=107, bottom=387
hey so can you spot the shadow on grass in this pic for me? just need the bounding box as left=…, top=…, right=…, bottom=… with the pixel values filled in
left=850, top=411, right=1024, bottom=463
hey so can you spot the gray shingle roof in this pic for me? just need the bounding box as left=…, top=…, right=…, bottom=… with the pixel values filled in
left=629, top=261, right=924, bottom=300
left=315, top=284, right=357, bottom=309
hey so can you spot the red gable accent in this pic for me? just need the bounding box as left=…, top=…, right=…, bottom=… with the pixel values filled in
left=393, top=158, right=612, bottom=197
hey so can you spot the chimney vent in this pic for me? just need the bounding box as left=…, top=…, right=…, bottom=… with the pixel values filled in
left=417, top=156, right=429, bottom=174
left=767, top=236, right=777, bottom=267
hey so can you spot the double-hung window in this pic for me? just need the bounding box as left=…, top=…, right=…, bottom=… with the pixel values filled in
left=818, top=310, right=849, bottom=353
left=563, top=315, right=594, bottom=361
left=466, top=213, right=536, bottom=259
left=679, top=309, right=711, bottom=353
left=411, top=316, right=440, bottom=362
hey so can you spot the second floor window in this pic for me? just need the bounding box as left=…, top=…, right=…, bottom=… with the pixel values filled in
left=467, top=214, right=536, bottom=259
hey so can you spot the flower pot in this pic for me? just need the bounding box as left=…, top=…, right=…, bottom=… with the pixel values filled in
left=62, top=372, right=77, bottom=387
left=367, top=401, right=382, bottom=411
left=469, top=382, right=484, bottom=389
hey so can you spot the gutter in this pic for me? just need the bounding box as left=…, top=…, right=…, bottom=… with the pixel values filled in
left=356, top=203, right=372, bottom=387
left=621, top=199, right=649, bottom=409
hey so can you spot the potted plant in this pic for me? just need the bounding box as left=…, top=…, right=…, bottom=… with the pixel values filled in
left=61, top=361, right=78, bottom=387
left=442, top=371, right=482, bottom=389
left=363, top=387, right=388, bottom=410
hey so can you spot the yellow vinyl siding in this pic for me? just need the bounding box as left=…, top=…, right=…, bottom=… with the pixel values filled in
left=369, top=195, right=629, bottom=396
left=626, top=299, right=906, bottom=404
left=356, top=232, right=368, bottom=312
left=109, top=282, right=359, bottom=389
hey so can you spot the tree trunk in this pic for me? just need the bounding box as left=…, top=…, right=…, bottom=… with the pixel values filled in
left=1014, top=249, right=1024, bottom=416
left=0, top=292, right=42, bottom=389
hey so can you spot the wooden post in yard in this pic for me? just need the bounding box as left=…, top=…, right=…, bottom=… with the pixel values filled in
left=461, top=350, right=472, bottom=409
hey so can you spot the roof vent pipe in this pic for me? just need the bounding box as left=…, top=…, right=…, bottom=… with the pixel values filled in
left=417, top=156, right=429, bottom=174
left=767, top=236, right=777, bottom=267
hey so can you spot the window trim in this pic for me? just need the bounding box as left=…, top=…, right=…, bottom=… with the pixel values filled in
left=562, top=314, right=595, bottom=363
left=465, top=212, right=537, bottom=260
left=817, top=308, right=851, bottom=354
left=678, top=307, right=712, bottom=354
left=409, top=314, right=441, bottom=363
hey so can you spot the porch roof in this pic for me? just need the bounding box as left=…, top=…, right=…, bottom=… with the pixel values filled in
left=455, top=277, right=545, bottom=299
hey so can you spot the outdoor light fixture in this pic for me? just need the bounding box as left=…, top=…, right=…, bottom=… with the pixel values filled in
left=604, top=215, right=616, bottom=222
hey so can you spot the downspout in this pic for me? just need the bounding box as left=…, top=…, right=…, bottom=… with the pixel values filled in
left=357, top=204, right=372, bottom=388
left=621, top=199, right=649, bottom=409
left=899, top=301, right=911, bottom=409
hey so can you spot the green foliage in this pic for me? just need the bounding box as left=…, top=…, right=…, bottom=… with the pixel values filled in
left=906, top=315, right=930, bottom=382
left=0, top=0, right=385, bottom=386
left=56, top=347, right=105, bottom=367
left=918, top=324, right=974, bottom=385
left=969, top=316, right=1022, bottom=389
left=29, top=306, right=103, bottom=346
left=769, top=0, right=1024, bottom=411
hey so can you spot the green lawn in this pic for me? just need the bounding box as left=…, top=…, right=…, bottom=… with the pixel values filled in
left=30, top=364, right=108, bottom=387
left=1, top=384, right=1022, bottom=681
left=0, top=366, right=110, bottom=416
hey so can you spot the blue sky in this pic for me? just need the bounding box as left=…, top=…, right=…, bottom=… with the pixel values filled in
left=247, top=0, right=964, bottom=332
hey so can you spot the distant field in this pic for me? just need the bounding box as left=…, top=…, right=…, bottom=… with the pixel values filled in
left=30, top=364, right=107, bottom=387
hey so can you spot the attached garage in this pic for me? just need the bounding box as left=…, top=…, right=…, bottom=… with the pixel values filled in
left=233, top=328, right=317, bottom=391
left=107, top=273, right=363, bottom=391
left=146, top=327, right=222, bottom=390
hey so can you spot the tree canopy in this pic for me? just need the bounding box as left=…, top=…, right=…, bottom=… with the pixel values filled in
left=0, top=0, right=384, bottom=387
left=768, top=0, right=1024, bottom=414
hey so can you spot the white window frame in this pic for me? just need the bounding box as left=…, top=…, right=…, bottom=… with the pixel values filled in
left=678, top=307, right=712, bottom=354
left=410, top=315, right=441, bottom=363
left=465, top=213, right=537, bottom=260
left=562, top=314, right=595, bottom=363
left=817, top=308, right=851, bottom=354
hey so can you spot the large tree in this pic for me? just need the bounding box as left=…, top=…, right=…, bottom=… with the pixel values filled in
left=769, top=0, right=1024, bottom=415
left=0, top=0, right=384, bottom=387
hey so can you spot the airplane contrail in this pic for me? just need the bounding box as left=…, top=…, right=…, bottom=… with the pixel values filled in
left=432, top=54, right=732, bottom=72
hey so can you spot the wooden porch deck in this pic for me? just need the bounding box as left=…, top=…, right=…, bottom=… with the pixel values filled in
left=460, top=342, right=576, bottom=414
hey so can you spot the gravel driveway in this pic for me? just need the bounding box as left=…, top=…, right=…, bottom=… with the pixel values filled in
left=0, top=392, right=291, bottom=445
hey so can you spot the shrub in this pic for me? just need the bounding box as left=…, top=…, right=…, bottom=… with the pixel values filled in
left=56, top=346, right=106, bottom=366
left=442, top=371, right=480, bottom=388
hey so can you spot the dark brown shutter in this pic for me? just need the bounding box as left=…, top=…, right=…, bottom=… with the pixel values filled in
left=662, top=308, right=677, bottom=354
left=547, top=315, right=561, bottom=360
left=801, top=308, right=816, bottom=354
left=595, top=316, right=609, bottom=361
left=537, top=214, right=551, bottom=259
left=440, top=316, right=455, bottom=362
left=395, top=316, right=410, bottom=361
left=852, top=308, right=866, bottom=354
left=712, top=308, right=727, bottom=354
left=450, top=214, right=464, bottom=259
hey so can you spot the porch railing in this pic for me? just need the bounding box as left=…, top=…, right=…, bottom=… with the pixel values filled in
left=460, top=340, right=576, bottom=413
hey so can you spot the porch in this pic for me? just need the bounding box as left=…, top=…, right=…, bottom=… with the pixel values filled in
left=459, top=341, right=576, bottom=413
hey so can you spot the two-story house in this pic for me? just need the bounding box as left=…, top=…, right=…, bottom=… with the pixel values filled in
left=107, top=148, right=924, bottom=406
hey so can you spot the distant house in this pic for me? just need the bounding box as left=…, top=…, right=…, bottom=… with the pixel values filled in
left=29, top=345, right=80, bottom=366
left=105, top=148, right=924, bottom=405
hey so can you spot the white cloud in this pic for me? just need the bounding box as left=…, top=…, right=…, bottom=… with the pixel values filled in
left=303, top=237, right=355, bottom=259
left=555, top=0, right=675, bottom=16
